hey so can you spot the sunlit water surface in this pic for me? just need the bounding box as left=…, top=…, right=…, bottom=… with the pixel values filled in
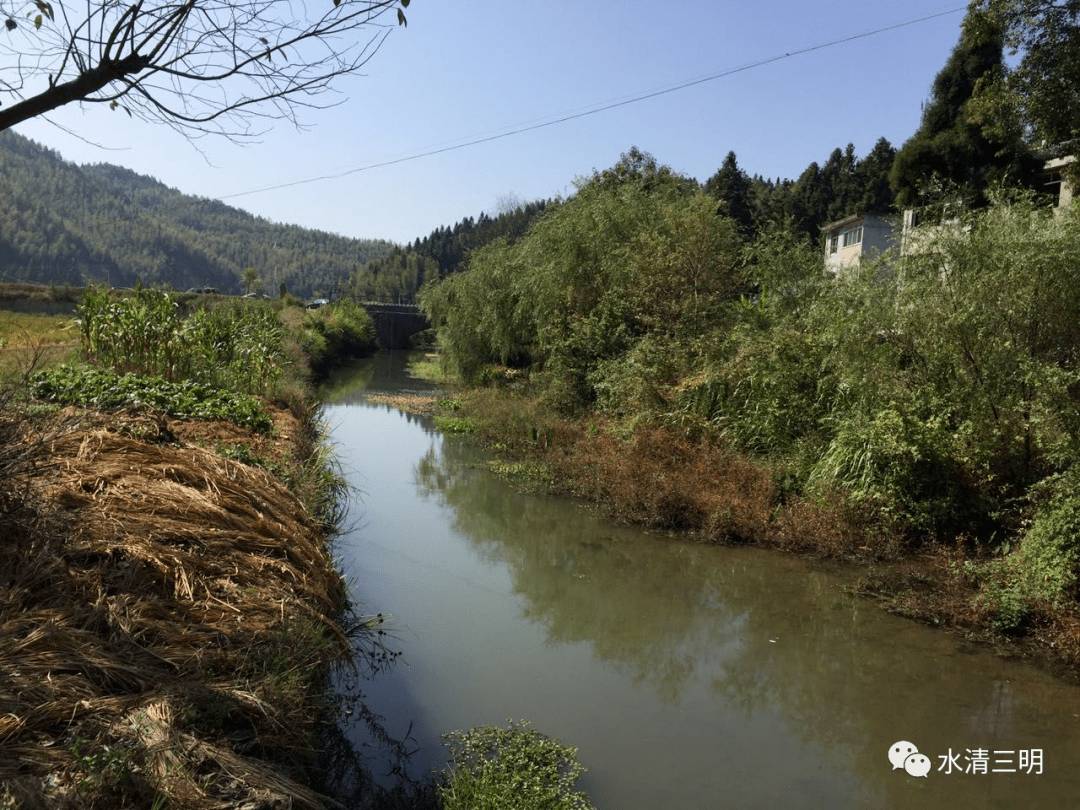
left=324, top=352, right=1080, bottom=809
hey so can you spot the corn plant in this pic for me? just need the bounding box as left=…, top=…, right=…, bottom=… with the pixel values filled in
left=75, top=285, right=185, bottom=380
left=75, top=287, right=285, bottom=397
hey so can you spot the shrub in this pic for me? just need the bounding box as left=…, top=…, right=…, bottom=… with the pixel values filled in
left=438, top=720, right=595, bottom=810
left=973, top=470, right=1080, bottom=631
left=301, top=300, right=378, bottom=376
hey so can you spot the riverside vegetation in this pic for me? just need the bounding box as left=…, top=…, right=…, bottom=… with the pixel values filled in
left=420, top=150, right=1080, bottom=676
left=0, top=287, right=398, bottom=809
left=1, top=287, right=597, bottom=809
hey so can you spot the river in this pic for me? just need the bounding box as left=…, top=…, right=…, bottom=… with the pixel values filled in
left=322, top=351, right=1080, bottom=809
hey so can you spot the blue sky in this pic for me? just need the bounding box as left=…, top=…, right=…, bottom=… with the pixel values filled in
left=14, top=1, right=969, bottom=245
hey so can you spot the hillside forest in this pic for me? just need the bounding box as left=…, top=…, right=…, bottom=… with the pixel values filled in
left=0, top=131, right=394, bottom=300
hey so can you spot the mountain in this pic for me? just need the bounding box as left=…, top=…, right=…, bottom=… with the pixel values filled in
left=0, top=131, right=394, bottom=298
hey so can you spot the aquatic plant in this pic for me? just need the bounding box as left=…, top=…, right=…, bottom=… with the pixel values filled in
left=438, top=720, right=595, bottom=810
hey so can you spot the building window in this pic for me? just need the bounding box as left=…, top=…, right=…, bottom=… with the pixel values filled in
left=1045, top=169, right=1063, bottom=207
left=842, top=226, right=863, bottom=248
left=828, top=233, right=839, bottom=254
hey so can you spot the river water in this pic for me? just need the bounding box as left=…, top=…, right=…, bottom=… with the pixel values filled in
left=323, top=352, right=1080, bottom=809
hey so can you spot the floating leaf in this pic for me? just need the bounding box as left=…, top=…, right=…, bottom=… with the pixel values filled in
left=110, top=100, right=118, bottom=110
left=397, top=7, right=406, bottom=25
left=400, top=0, right=409, bottom=7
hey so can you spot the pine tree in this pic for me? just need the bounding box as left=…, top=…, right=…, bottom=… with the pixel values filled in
left=704, top=151, right=754, bottom=235
left=854, top=137, right=898, bottom=214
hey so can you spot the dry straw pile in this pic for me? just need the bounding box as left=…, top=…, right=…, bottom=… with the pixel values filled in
left=1, top=410, right=356, bottom=809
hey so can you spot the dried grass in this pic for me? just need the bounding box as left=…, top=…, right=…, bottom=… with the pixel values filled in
left=554, top=424, right=779, bottom=543
left=0, top=411, right=355, bottom=809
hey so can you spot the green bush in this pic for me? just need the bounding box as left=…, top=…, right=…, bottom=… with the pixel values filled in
left=438, top=720, right=595, bottom=810
left=420, top=150, right=746, bottom=408
left=302, top=300, right=378, bottom=376
left=974, top=470, right=1080, bottom=631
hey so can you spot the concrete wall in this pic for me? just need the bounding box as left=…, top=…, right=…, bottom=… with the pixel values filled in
left=0, top=297, right=78, bottom=315
left=824, top=215, right=894, bottom=273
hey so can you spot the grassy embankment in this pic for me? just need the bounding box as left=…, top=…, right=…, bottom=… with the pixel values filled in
left=0, top=287, right=395, bottom=809
left=417, top=158, right=1080, bottom=681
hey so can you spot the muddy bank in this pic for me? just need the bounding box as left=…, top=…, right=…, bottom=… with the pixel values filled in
left=0, top=403, right=367, bottom=809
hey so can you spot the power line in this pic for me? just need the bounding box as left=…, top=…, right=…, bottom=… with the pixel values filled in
left=220, top=6, right=966, bottom=201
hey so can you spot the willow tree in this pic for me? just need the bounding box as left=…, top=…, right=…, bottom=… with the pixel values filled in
left=0, top=0, right=411, bottom=136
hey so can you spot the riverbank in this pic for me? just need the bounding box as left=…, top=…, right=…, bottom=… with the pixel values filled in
left=0, top=402, right=364, bottom=808
left=423, top=379, right=1080, bottom=684
left=0, top=291, right=388, bottom=808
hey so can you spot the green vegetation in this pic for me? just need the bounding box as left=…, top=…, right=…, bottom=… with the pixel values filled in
left=0, top=131, right=393, bottom=298
left=420, top=136, right=1080, bottom=652
left=433, top=415, right=478, bottom=434
left=349, top=202, right=550, bottom=303
left=438, top=720, right=595, bottom=810
left=29, top=364, right=274, bottom=431
left=299, top=298, right=379, bottom=377
left=890, top=8, right=1039, bottom=207
left=422, top=149, right=746, bottom=413
left=968, top=0, right=1080, bottom=169
left=76, top=285, right=286, bottom=395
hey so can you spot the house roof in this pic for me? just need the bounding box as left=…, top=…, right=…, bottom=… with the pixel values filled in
left=1034, top=138, right=1079, bottom=161
left=821, top=213, right=865, bottom=232
left=821, top=212, right=892, bottom=232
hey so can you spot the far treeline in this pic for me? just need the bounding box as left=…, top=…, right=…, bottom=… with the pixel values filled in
left=418, top=4, right=1080, bottom=640
left=0, top=131, right=395, bottom=300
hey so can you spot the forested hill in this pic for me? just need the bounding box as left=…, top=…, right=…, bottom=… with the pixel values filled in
left=0, top=131, right=393, bottom=298
left=349, top=201, right=550, bottom=303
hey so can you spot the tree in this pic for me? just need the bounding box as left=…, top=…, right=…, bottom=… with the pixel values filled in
left=789, top=161, right=828, bottom=238
left=967, top=0, right=1080, bottom=157
left=704, top=151, right=754, bottom=236
left=241, top=265, right=260, bottom=293
left=853, top=137, right=897, bottom=213
left=890, top=9, right=1038, bottom=207
left=0, top=0, right=412, bottom=137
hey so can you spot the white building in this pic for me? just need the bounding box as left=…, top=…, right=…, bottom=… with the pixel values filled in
left=821, top=213, right=893, bottom=273
left=1042, top=154, right=1075, bottom=210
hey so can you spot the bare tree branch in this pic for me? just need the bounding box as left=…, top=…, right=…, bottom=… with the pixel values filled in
left=0, top=0, right=410, bottom=137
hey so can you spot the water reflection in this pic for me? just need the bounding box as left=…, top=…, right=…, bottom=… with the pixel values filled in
left=411, top=428, right=1080, bottom=809
left=328, top=354, right=1080, bottom=810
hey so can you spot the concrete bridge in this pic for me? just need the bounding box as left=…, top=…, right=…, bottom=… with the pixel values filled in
left=360, top=303, right=429, bottom=350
